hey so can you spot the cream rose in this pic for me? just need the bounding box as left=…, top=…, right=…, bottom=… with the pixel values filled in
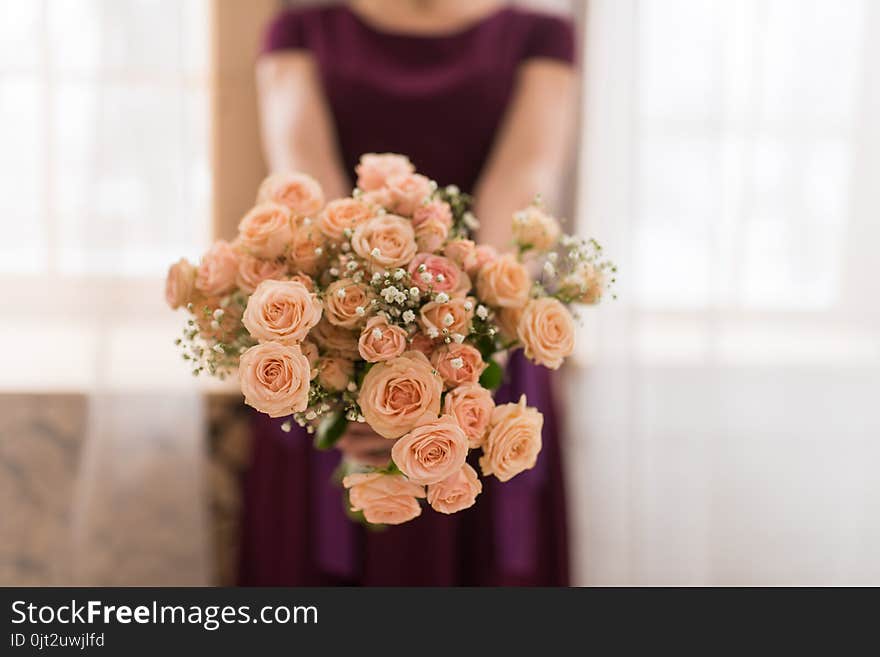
left=235, top=255, right=288, bottom=294
left=239, top=342, right=311, bottom=417
left=420, top=297, right=475, bottom=336
left=358, top=351, right=443, bottom=438
left=358, top=315, right=408, bottom=363
left=310, top=318, right=361, bottom=359
left=165, top=258, right=196, bottom=309
left=242, top=279, right=323, bottom=345
left=317, top=356, right=354, bottom=391
left=351, top=214, right=417, bottom=272
left=517, top=297, right=574, bottom=370
left=408, top=253, right=470, bottom=297
left=355, top=153, right=415, bottom=192
left=391, top=415, right=469, bottom=485
left=479, top=395, right=543, bottom=482
left=431, top=343, right=486, bottom=388
left=476, top=253, right=531, bottom=308
left=443, top=383, right=496, bottom=448
left=512, top=205, right=561, bottom=251
left=237, top=203, right=294, bottom=259
left=287, top=220, right=326, bottom=276
left=256, top=171, right=324, bottom=218
left=195, top=240, right=239, bottom=296
left=342, top=472, right=425, bottom=525
left=427, top=464, right=482, bottom=514
left=324, top=278, right=374, bottom=329
left=319, top=198, right=374, bottom=242
left=386, top=172, right=433, bottom=216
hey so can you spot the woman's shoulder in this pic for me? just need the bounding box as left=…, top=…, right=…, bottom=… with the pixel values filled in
left=502, top=6, right=577, bottom=66
left=261, top=3, right=346, bottom=55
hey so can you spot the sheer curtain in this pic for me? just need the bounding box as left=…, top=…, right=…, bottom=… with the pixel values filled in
left=0, top=0, right=212, bottom=584
left=569, top=0, right=880, bottom=585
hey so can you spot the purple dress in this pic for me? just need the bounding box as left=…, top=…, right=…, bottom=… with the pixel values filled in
left=239, top=3, right=574, bottom=586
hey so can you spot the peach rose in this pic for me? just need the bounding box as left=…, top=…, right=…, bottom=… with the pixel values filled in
left=415, top=217, right=450, bottom=253
left=512, top=205, right=561, bottom=251
left=301, top=339, right=319, bottom=379
left=359, top=187, right=393, bottom=210
left=358, top=315, right=408, bottom=363
left=420, top=297, right=475, bottom=336
left=386, top=172, right=433, bottom=216
left=517, top=297, right=574, bottom=370
left=479, top=394, right=543, bottom=482
left=473, top=244, right=498, bottom=272
left=496, top=306, right=524, bottom=343
left=287, top=220, right=326, bottom=276
left=288, top=271, right=315, bottom=292
left=342, top=472, right=425, bottom=525
left=235, top=255, right=288, bottom=294
left=443, top=239, right=478, bottom=274
left=358, top=351, right=443, bottom=438
left=408, top=331, right=439, bottom=357
left=561, top=263, right=605, bottom=305
left=310, top=318, right=361, bottom=359
left=317, top=356, right=354, bottom=391
left=431, top=343, right=486, bottom=388
left=412, top=199, right=452, bottom=229
left=237, top=203, right=294, bottom=259
left=242, top=279, right=322, bottom=345
left=195, top=240, right=239, bottom=296
left=443, top=383, right=496, bottom=448
left=239, top=342, right=311, bottom=417
left=319, top=198, right=374, bottom=242
left=476, top=253, right=531, bottom=308
left=391, top=415, right=469, bottom=485
left=324, top=278, right=374, bottom=329
left=355, top=153, right=414, bottom=192
left=194, top=296, right=243, bottom=343
left=256, top=171, right=324, bottom=218
left=427, top=463, right=482, bottom=514
left=408, top=253, right=471, bottom=297
left=351, top=214, right=417, bottom=271
left=165, top=258, right=196, bottom=309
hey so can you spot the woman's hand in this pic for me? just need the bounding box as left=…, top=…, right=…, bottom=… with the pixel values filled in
left=336, top=423, right=394, bottom=468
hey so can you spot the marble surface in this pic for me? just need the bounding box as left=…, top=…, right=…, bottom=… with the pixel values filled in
left=0, top=394, right=86, bottom=585
left=0, top=392, right=247, bottom=586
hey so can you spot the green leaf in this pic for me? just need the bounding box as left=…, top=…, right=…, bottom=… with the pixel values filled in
left=479, top=359, right=504, bottom=390
left=314, top=410, right=348, bottom=450
left=475, top=334, right=497, bottom=360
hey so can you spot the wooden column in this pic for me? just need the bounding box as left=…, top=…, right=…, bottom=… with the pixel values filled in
left=210, top=0, right=278, bottom=239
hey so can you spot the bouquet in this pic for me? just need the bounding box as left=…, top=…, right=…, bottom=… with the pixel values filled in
left=166, top=153, right=614, bottom=525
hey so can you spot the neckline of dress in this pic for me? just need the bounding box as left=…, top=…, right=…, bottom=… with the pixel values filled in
left=341, top=4, right=510, bottom=41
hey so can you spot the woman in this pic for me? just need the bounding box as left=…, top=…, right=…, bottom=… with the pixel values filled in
left=239, top=0, right=577, bottom=585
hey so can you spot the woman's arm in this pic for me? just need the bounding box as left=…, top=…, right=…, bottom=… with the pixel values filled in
left=472, top=60, right=577, bottom=251
left=256, top=52, right=351, bottom=200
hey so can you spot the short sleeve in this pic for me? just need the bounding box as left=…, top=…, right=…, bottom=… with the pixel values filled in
left=260, top=9, right=309, bottom=55
left=523, top=13, right=576, bottom=65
